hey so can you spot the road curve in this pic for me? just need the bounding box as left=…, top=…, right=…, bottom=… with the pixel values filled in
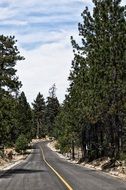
left=41, top=141, right=126, bottom=190
left=0, top=141, right=126, bottom=190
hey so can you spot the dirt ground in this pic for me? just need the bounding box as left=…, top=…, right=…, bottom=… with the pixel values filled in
left=0, top=139, right=45, bottom=171
left=0, top=154, right=27, bottom=171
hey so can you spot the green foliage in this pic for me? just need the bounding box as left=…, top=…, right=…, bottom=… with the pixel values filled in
left=0, top=150, right=4, bottom=158
left=0, top=35, right=25, bottom=146
left=45, top=84, right=60, bottom=135
left=17, top=92, right=33, bottom=141
left=55, top=0, right=126, bottom=161
left=0, top=35, right=34, bottom=148
left=119, top=152, right=126, bottom=161
left=32, top=85, right=60, bottom=138
left=0, top=35, right=24, bottom=93
left=32, top=92, right=46, bottom=138
left=0, top=94, right=16, bottom=145
left=15, top=134, right=28, bottom=153
left=58, top=135, right=71, bottom=154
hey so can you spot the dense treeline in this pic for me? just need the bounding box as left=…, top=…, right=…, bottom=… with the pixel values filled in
left=1, top=0, right=126, bottom=163
left=53, top=0, right=126, bottom=161
left=0, top=35, right=60, bottom=148
left=0, top=35, right=34, bottom=147
left=32, top=84, right=60, bottom=138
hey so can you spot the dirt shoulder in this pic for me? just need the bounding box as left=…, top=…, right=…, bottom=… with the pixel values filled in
left=0, top=154, right=27, bottom=171
left=0, top=139, right=45, bottom=172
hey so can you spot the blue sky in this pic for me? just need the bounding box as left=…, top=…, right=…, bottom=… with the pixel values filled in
left=0, top=0, right=125, bottom=103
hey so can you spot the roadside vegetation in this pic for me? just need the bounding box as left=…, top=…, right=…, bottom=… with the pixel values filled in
left=53, top=0, right=126, bottom=164
left=0, top=35, right=60, bottom=159
left=0, top=0, right=126, bottom=173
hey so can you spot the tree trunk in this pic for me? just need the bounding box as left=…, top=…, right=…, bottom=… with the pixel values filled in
left=71, top=140, right=75, bottom=160
left=36, top=120, right=40, bottom=139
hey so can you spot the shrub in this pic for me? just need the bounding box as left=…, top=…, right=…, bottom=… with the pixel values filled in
left=15, top=134, right=28, bottom=153
left=119, top=152, right=126, bottom=161
left=0, top=150, right=4, bottom=158
left=55, top=142, right=60, bottom=150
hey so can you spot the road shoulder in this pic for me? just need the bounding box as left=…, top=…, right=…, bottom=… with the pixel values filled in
left=47, top=141, right=126, bottom=181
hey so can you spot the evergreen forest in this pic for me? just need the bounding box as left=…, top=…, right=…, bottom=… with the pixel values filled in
left=0, top=0, right=126, bottom=162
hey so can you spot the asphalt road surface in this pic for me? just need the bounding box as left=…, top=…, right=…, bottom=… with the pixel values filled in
left=0, top=142, right=126, bottom=190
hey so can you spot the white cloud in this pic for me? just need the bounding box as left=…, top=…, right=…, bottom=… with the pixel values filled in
left=1, top=0, right=125, bottom=104
left=16, top=34, right=74, bottom=103
left=0, top=0, right=83, bottom=104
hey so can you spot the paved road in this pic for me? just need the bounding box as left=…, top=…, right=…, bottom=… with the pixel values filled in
left=0, top=142, right=126, bottom=190
left=0, top=143, right=66, bottom=190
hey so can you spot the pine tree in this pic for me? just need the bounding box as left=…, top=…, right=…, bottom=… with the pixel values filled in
left=0, top=35, right=25, bottom=146
left=0, top=35, right=24, bottom=95
left=56, top=0, right=126, bottom=161
left=45, top=84, right=60, bottom=135
left=0, top=94, right=18, bottom=145
left=17, top=92, right=33, bottom=141
left=76, top=0, right=126, bottom=159
left=32, top=92, right=46, bottom=138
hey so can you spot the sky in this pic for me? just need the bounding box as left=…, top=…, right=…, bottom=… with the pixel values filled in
left=0, top=0, right=125, bottom=104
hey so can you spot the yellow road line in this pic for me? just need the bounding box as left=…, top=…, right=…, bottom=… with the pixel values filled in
left=40, top=146, right=73, bottom=190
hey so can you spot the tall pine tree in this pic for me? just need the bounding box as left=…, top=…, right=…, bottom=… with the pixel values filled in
left=0, top=35, right=25, bottom=146
left=46, top=84, right=60, bottom=135
left=32, top=93, right=46, bottom=138
left=0, top=35, right=24, bottom=95
left=17, top=92, right=33, bottom=141
left=56, top=0, right=126, bottom=161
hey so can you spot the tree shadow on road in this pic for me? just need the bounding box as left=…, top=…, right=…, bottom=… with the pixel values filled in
left=0, top=168, right=46, bottom=178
